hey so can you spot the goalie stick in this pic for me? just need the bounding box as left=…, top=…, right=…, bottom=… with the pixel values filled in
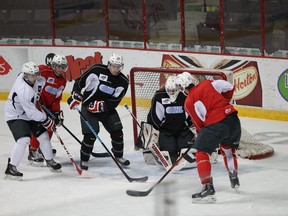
left=126, top=147, right=191, bottom=197
left=124, top=104, right=187, bottom=171
left=40, top=105, right=109, bottom=158
left=38, top=102, right=99, bottom=177
left=75, top=107, right=148, bottom=183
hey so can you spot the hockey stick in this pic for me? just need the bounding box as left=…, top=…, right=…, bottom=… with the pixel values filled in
left=124, top=104, right=193, bottom=172
left=124, top=104, right=172, bottom=170
left=126, top=147, right=191, bottom=197
left=37, top=102, right=98, bottom=177
left=74, top=107, right=148, bottom=183
left=52, top=128, right=99, bottom=178
left=40, top=105, right=109, bottom=158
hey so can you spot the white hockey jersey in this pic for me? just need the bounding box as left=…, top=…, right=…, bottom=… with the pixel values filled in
left=5, top=73, right=47, bottom=122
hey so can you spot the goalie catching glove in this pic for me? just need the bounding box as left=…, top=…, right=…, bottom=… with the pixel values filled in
left=87, top=100, right=106, bottom=113
left=67, top=92, right=83, bottom=110
left=42, top=117, right=56, bottom=132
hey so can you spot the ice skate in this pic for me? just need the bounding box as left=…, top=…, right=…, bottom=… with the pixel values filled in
left=192, top=180, right=216, bottom=203
left=229, top=170, right=240, bottom=191
left=38, top=148, right=57, bottom=157
left=116, top=157, right=130, bottom=166
left=80, top=161, right=89, bottom=170
left=4, top=159, right=23, bottom=180
left=28, top=149, right=44, bottom=167
left=46, top=159, right=62, bottom=172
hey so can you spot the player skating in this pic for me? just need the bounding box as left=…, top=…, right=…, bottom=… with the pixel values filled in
left=176, top=72, right=241, bottom=203
left=4, top=62, right=61, bottom=180
left=27, top=54, right=68, bottom=166
left=67, top=53, right=130, bottom=170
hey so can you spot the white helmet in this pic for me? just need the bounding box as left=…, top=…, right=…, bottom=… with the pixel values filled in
left=51, top=54, right=68, bottom=71
left=176, top=72, right=199, bottom=89
left=165, top=75, right=181, bottom=102
left=22, top=62, right=39, bottom=75
left=108, top=53, right=124, bottom=70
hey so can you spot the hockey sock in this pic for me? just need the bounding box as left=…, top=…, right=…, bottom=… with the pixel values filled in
left=196, top=151, right=212, bottom=184
left=111, top=130, right=124, bottom=158
left=220, top=144, right=238, bottom=173
left=10, top=137, right=30, bottom=167
left=38, top=132, right=53, bottom=160
left=81, top=134, right=95, bottom=161
left=30, top=131, right=53, bottom=151
left=30, top=135, right=39, bottom=151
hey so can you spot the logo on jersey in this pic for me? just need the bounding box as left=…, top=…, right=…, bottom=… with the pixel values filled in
left=47, top=77, right=55, bottom=84
left=45, top=85, right=64, bottom=96
left=162, top=98, right=171, bottom=104
left=166, top=106, right=183, bottom=114
left=99, top=84, right=114, bottom=95
left=99, top=74, right=108, bottom=82
left=225, top=108, right=231, bottom=114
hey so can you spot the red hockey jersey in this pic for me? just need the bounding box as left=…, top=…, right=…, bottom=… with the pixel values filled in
left=184, top=80, right=237, bottom=132
left=38, top=65, right=67, bottom=112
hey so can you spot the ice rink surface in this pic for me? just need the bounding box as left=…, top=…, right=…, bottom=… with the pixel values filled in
left=0, top=101, right=288, bottom=216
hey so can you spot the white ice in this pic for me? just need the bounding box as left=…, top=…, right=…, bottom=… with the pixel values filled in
left=0, top=101, right=288, bottom=216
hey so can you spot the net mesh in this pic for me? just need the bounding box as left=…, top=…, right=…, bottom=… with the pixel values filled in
left=130, top=67, right=274, bottom=159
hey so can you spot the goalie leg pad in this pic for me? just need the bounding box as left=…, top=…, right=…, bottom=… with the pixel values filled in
left=142, top=149, right=156, bottom=165
left=151, top=150, right=172, bottom=170
left=137, top=122, right=159, bottom=149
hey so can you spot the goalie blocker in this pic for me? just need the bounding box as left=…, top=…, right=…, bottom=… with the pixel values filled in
left=136, top=122, right=219, bottom=171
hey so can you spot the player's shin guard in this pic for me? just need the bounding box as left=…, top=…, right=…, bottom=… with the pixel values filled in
left=80, top=134, right=95, bottom=170
left=111, top=130, right=124, bottom=158
left=111, top=130, right=130, bottom=166
left=220, top=144, right=238, bottom=172
left=196, top=151, right=212, bottom=184
left=220, top=144, right=240, bottom=189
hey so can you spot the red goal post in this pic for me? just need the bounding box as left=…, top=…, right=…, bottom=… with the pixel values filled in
left=129, top=67, right=274, bottom=159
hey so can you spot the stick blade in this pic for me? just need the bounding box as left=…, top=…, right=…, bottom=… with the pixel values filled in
left=126, top=189, right=150, bottom=197
left=129, top=176, right=148, bottom=183
left=80, top=170, right=100, bottom=178
left=91, top=152, right=110, bottom=157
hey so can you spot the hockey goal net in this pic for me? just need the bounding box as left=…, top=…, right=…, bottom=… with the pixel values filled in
left=129, top=67, right=274, bottom=160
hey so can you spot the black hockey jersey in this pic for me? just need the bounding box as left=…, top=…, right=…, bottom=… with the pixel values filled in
left=147, top=87, right=192, bottom=134
left=72, top=64, right=129, bottom=111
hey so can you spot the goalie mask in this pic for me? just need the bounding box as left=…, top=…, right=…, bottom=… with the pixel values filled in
left=165, top=75, right=180, bottom=103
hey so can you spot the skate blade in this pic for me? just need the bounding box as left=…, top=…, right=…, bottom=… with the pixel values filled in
left=192, top=195, right=217, bottom=204
left=48, top=167, right=62, bottom=173
left=4, top=174, right=22, bottom=181
left=28, top=161, right=45, bottom=167
left=234, top=185, right=240, bottom=193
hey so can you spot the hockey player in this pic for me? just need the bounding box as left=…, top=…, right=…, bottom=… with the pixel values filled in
left=28, top=54, right=68, bottom=166
left=176, top=72, right=241, bottom=203
left=67, top=53, right=130, bottom=170
left=4, top=62, right=61, bottom=180
left=145, top=75, right=195, bottom=165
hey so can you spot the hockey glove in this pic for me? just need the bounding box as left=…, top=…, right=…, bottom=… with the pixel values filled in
left=53, top=110, right=64, bottom=126
left=42, top=117, right=56, bottom=132
left=67, top=92, right=83, bottom=110
left=87, top=100, right=106, bottom=113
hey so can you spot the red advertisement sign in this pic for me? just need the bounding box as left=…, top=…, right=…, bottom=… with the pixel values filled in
left=0, top=56, right=12, bottom=76
left=161, top=54, right=262, bottom=107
